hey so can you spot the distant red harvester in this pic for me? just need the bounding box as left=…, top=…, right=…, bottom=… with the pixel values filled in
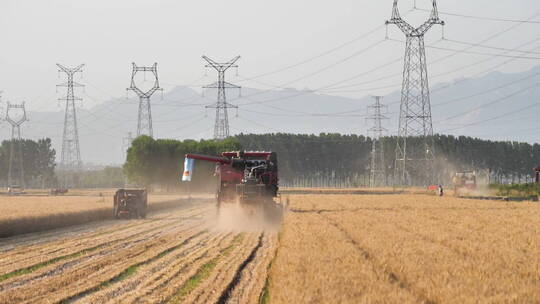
left=534, top=167, right=540, bottom=183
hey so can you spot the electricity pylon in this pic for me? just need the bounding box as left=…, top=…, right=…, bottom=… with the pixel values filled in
left=127, top=63, right=162, bottom=137
left=6, top=102, right=28, bottom=189
left=57, top=64, right=84, bottom=188
left=367, top=96, right=388, bottom=188
left=202, top=56, right=241, bottom=140
left=386, top=0, right=444, bottom=186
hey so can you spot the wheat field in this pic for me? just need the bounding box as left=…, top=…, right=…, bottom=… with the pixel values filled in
left=266, top=194, right=540, bottom=303
left=1, top=192, right=539, bottom=303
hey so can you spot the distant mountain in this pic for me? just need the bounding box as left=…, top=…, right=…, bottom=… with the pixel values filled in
left=3, top=65, right=539, bottom=165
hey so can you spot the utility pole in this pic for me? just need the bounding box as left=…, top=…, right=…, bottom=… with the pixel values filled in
left=127, top=63, right=162, bottom=137
left=386, top=0, right=444, bottom=186
left=202, top=56, right=241, bottom=141
left=367, top=96, right=388, bottom=188
left=6, top=102, right=28, bottom=190
left=57, top=64, right=84, bottom=188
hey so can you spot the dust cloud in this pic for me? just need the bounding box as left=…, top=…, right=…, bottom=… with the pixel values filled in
left=208, top=200, right=284, bottom=233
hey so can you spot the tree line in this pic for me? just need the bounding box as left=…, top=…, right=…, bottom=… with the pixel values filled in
left=123, top=133, right=540, bottom=188
left=237, top=133, right=540, bottom=186
left=2, top=133, right=534, bottom=189
left=123, top=136, right=241, bottom=190
left=0, top=138, right=56, bottom=188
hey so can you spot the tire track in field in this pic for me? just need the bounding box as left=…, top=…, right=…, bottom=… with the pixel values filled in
left=182, top=233, right=263, bottom=304
left=319, top=213, right=438, bottom=304
left=166, top=233, right=253, bottom=304
left=223, top=233, right=277, bottom=304
left=216, top=233, right=265, bottom=304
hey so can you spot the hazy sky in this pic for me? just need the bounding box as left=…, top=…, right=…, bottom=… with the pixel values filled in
left=0, top=0, right=539, bottom=112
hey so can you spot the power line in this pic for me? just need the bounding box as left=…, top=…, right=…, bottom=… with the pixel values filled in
left=443, top=38, right=540, bottom=55
left=231, top=39, right=388, bottom=104
left=435, top=80, right=540, bottom=124
left=439, top=101, right=540, bottom=133
left=237, top=15, right=538, bottom=107
left=425, top=43, right=540, bottom=60
left=237, top=25, right=386, bottom=82
left=432, top=69, right=540, bottom=108
left=417, top=7, right=540, bottom=24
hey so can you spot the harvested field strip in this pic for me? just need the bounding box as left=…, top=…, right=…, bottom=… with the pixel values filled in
left=216, top=233, right=264, bottom=304
left=0, top=205, right=210, bottom=272
left=218, top=233, right=277, bottom=304
left=181, top=233, right=268, bottom=304
left=0, top=242, right=104, bottom=283
left=76, top=232, right=236, bottom=304
left=259, top=238, right=279, bottom=304
left=0, top=216, right=186, bottom=276
left=0, top=225, right=208, bottom=303
left=0, top=220, right=199, bottom=294
left=60, top=230, right=209, bottom=303
left=167, top=233, right=246, bottom=304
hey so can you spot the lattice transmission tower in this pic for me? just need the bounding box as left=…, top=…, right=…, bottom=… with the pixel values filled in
left=127, top=63, right=162, bottom=137
left=386, top=0, right=444, bottom=186
left=6, top=102, right=28, bottom=189
left=202, top=56, right=241, bottom=141
left=57, top=64, right=84, bottom=183
left=367, top=96, right=388, bottom=188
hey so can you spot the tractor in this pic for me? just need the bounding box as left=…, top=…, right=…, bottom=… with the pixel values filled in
left=113, top=189, right=148, bottom=219
left=183, top=151, right=281, bottom=217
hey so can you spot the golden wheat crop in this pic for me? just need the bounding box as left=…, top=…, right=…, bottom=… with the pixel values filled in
left=267, top=194, right=540, bottom=303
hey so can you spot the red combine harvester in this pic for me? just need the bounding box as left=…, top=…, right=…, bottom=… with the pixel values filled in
left=452, top=171, right=477, bottom=194
left=184, top=151, right=280, bottom=215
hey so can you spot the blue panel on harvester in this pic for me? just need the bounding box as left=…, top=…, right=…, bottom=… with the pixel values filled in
left=182, top=158, right=195, bottom=182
